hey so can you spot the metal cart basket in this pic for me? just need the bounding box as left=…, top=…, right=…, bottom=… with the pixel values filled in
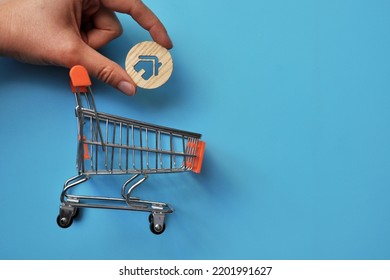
left=57, top=65, right=205, bottom=234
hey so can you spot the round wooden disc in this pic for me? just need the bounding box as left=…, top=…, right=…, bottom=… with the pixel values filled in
left=125, top=41, right=173, bottom=89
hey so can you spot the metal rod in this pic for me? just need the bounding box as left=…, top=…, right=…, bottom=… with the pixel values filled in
left=87, top=86, right=106, bottom=151
left=110, top=121, right=116, bottom=173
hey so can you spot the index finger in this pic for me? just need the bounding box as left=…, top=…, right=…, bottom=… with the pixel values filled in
left=101, top=0, right=173, bottom=49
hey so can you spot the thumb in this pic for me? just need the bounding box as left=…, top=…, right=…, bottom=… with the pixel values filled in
left=75, top=44, right=136, bottom=96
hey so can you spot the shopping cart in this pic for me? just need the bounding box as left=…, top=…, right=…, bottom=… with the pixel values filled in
left=57, top=65, right=205, bottom=234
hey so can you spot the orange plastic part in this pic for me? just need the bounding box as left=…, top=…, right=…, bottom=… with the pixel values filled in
left=70, top=82, right=88, bottom=93
left=186, top=140, right=206, bottom=174
left=78, top=135, right=90, bottom=160
left=69, top=65, right=91, bottom=93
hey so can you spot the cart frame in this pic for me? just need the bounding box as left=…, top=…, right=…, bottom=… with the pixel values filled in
left=57, top=65, right=205, bottom=234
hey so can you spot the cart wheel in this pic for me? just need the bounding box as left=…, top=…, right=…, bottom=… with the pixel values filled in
left=57, top=215, right=73, bottom=229
left=150, top=222, right=166, bottom=235
left=148, top=213, right=153, bottom=223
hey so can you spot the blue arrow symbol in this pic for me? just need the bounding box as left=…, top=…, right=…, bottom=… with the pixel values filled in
left=134, top=55, right=162, bottom=80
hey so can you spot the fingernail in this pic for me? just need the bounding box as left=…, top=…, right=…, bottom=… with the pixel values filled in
left=118, top=81, right=136, bottom=96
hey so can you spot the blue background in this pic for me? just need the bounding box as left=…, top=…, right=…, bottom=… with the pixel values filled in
left=1, top=0, right=390, bottom=259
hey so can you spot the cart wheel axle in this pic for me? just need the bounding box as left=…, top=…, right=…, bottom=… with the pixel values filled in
left=150, top=222, right=165, bottom=234
left=57, top=215, right=73, bottom=228
left=149, top=213, right=166, bottom=235
left=57, top=204, right=78, bottom=229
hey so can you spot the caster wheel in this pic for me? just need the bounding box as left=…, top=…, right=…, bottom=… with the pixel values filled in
left=57, top=215, right=73, bottom=229
left=148, top=213, right=153, bottom=223
left=150, top=222, right=166, bottom=235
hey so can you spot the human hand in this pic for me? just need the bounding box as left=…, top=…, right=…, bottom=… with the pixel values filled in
left=0, top=0, right=173, bottom=96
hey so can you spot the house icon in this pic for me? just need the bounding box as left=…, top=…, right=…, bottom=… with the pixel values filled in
left=133, top=55, right=162, bottom=80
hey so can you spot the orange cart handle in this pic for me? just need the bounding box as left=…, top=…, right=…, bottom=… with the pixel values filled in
left=69, top=65, right=91, bottom=93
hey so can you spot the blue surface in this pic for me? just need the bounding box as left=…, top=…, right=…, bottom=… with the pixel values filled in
left=1, top=0, right=390, bottom=259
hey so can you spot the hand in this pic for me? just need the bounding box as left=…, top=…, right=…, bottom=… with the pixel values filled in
left=0, top=0, right=173, bottom=96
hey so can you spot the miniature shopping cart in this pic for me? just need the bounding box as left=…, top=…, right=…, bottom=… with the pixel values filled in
left=57, top=65, right=205, bottom=234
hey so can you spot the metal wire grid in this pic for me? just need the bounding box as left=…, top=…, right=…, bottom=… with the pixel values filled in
left=74, top=90, right=201, bottom=175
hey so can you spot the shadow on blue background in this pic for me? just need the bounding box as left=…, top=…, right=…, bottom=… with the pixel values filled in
left=1, top=0, right=390, bottom=260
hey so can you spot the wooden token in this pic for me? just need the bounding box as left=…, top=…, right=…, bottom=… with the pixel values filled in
left=125, top=41, right=173, bottom=89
